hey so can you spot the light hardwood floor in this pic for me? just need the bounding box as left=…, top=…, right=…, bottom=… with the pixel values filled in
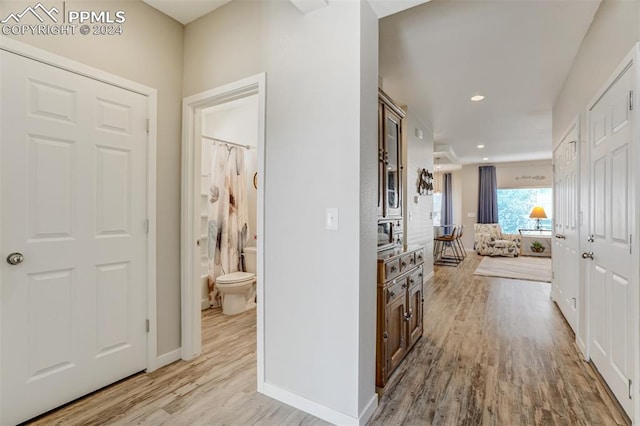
left=368, top=252, right=628, bottom=425
left=30, top=253, right=626, bottom=425
left=29, top=308, right=328, bottom=426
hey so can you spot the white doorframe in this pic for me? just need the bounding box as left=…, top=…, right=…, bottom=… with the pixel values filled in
left=0, top=37, right=158, bottom=419
left=585, top=42, right=640, bottom=422
left=180, top=74, right=266, bottom=391
left=553, top=116, right=586, bottom=357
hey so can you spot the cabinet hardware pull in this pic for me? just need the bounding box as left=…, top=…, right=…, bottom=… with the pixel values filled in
left=383, top=332, right=388, bottom=339
left=409, top=279, right=414, bottom=284
left=389, top=291, right=395, bottom=298
left=390, top=265, right=397, bottom=272
left=401, top=261, right=407, bottom=267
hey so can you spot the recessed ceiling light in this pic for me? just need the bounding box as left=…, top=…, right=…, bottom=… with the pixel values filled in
left=482, top=157, right=489, bottom=161
left=471, top=95, right=485, bottom=102
left=436, top=165, right=442, bottom=169
left=477, top=144, right=485, bottom=149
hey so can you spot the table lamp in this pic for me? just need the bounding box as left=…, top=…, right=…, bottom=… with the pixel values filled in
left=529, top=206, right=547, bottom=230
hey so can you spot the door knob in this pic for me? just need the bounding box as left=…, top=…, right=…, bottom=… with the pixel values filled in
left=6, top=252, right=24, bottom=265
left=581, top=252, right=594, bottom=260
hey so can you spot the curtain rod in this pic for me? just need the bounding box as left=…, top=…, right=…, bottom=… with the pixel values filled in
left=202, top=135, right=252, bottom=150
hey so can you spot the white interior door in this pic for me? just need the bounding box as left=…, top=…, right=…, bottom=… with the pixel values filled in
left=1, top=51, right=149, bottom=424
left=587, top=62, right=636, bottom=418
left=552, top=127, right=579, bottom=332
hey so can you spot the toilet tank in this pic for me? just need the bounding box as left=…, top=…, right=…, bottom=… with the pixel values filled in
left=243, top=246, right=257, bottom=274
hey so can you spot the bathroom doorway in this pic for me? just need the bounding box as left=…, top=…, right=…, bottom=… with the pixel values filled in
left=181, top=74, right=266, bottom=390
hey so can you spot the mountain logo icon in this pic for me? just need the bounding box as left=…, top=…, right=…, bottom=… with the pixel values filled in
left=1, top=2, right=59, bottom=24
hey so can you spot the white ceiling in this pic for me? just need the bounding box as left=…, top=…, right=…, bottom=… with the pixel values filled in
left=380, top=0, right=601, bottom=165
left=142, top=0, right=431, bottom=24
left=142, top=0, right=233, bottom=25
left=143, top=0, right=600, bottom=165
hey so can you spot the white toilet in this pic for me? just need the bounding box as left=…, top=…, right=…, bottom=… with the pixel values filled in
left=216, top=246, right=257, bottom=315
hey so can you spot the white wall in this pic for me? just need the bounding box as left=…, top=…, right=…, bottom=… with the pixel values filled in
left=184, top=0, right=378, bottom=422
left=2, top=0, right=185, bottom=357
left=358, top=0, right=379, bottom=414
left=404, top=109, right=435, bottom=279
left=552, top=0, right=640, bottom=356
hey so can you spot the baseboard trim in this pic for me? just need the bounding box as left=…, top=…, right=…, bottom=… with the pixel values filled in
left=201, top=299, right=210, bottom=311
left=150, top=348, right=181, bottom=372
left=262, top=382, right=376, bottom=425
left=424, top=270, right=435, bottom=283
left=576, top=336, right=588, bottom=360
left=359, top=393, right=378, bottom=425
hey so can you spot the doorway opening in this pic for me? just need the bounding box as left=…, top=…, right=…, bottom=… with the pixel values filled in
left=181, top=74, right=266, bottom=391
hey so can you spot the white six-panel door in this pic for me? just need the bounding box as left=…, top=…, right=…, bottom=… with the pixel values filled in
left=552, top=125, right=579, bottom=332
left=1, top=51, right=149, bottom=424
left=587, top=61, right=636, bottom=418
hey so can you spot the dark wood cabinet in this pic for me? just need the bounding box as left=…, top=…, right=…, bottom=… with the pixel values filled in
left=386, top=289, right=407, bottom=375
left=407, top=272, right=423, bottom=348
left=376, top=247, right=424, bottom=390
left=378, top=90, right=405, bottom=219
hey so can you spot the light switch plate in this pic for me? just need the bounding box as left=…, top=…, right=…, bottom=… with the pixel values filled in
left=326, top=208, right=339, bottom=231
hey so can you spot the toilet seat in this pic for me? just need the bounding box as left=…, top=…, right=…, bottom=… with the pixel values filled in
left=217, top=272, right=255, bottom=284
left=215, top=271, right=256, bottom=315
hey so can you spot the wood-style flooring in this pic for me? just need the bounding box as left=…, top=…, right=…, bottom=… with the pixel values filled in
left=368, top=252, right=628, bottom=426
left=28, top=308, right=327, bottom=426
left=29, top=252, right=626, bottom=425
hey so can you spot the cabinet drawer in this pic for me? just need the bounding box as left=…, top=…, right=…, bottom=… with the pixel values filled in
left=408, top=266, right=423, bottom=289
left=414, top=249, right=425, bottom=265
left=385, top=259, right=400, bottom=280
left=399, top=253, right=415, bottom=272
left=386, top=280, right=404, bottom=304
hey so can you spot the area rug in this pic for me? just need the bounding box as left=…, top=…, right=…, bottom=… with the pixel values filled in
left=474, top=255, right=552, bottom=283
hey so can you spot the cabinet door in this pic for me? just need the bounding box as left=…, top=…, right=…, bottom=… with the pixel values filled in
left=375, top=287, right=387, bottom=388
left=386, top=291, right=407, bottom=375
left=384, top=108, right=403, bottom=218
left=407, top=273, right=423, bottom=348
left=377, top=101, right=385, bottom=217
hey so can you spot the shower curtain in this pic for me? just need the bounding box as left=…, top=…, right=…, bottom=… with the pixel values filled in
left=207, top=144, right=250, bottom=307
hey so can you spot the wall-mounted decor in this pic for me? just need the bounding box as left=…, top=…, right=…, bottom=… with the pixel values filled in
left=515, top=175, right=546, bottom=181
left=418, top=168, right=433, bottom=195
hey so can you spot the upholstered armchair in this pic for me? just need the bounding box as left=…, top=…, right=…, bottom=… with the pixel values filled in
left=474, top=224, right=520, bottom=257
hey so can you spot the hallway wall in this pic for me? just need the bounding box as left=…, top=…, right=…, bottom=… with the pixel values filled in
left=404, top=108, right=435, bottom=280
left=183, top=0, right=378, bottom=422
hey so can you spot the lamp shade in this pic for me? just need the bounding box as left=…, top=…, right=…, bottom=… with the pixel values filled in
left=529, top=206, right=548, bottom=219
